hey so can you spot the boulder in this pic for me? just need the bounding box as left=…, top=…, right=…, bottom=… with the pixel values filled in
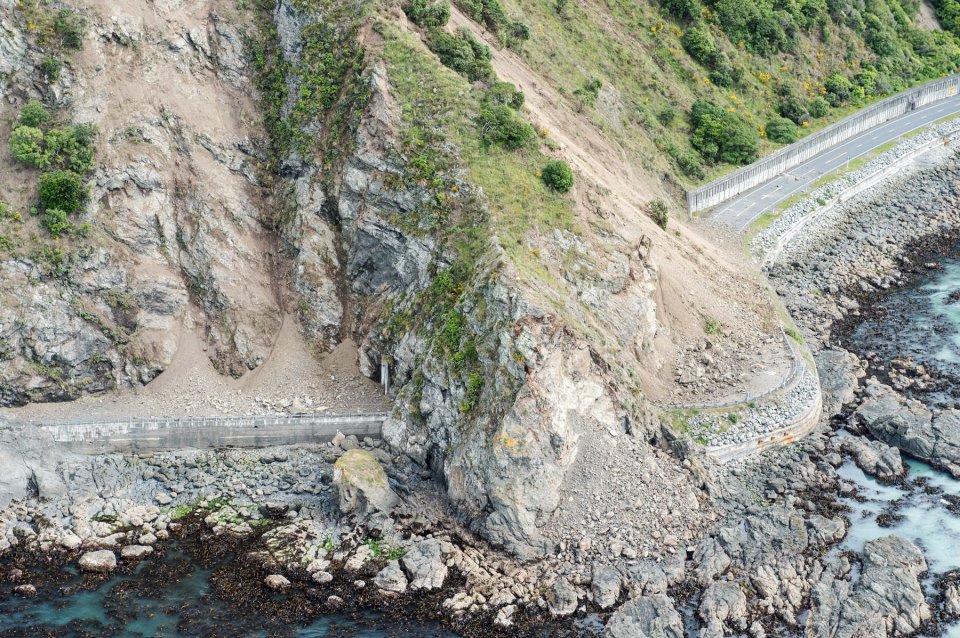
left=605, top=595, right=684, bottom=638
left=373, top=560, right=408, bottom=594
left=841, top=436, right=904, bottom=481
left=332, top=449, right=397, bottom=518
left=548, top=577, right=579, bottom=617
left=79, top=550, right=117, bottom=574
left=698, top=581, right=748, bottom=634
left=264, top=574, right=291, bottom=591
left=592, top=562, right=623, bottom=610
left=625, top=557, right=686, bottom=596
left=401, top=539, right=448, bottom=590
left=120, top=545, right=154, bottom=560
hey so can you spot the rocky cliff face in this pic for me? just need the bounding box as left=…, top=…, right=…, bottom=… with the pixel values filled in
left=0, top=0, right=720, bottom=559
left=0, top=0, right=289, bottom=403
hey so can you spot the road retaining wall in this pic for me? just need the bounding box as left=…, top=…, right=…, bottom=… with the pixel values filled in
left=32, top=413, right=389, bottom=454
left=687, top=74, right=960, bottom=213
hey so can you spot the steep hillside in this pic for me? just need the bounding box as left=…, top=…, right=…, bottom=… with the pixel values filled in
left=492, top=0, right=960, bottom=190
left=0, top=0, right=794, bottom=558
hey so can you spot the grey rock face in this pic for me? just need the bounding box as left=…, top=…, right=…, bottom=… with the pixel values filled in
left=808, top=535, right=930, bottom=637
left=857, top=381, right=960, bottom=477
left=402, top=539, right=448, bottom=591
left=78, top=550, right=117, bottom=573
left=841, top=435, right=904, bottom=481
left=604, top=595, right=684, bottom=638
left=0, top=422, right=68, bottom=508
left=816, top=349, right=863, bottom=417
left=373, top=559, right=408, bottom=593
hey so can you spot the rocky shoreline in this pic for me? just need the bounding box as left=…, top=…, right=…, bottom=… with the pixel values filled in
left=5, top=156, right=960, bottom=634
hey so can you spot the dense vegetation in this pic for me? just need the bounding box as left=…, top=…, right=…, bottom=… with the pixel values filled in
left=489, top=0, right=960, bottom=188
left=7, top=101, right=95, bottom=237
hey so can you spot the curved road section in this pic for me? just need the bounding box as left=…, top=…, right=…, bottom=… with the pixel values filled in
left=710, top=94, right=960, bottom=231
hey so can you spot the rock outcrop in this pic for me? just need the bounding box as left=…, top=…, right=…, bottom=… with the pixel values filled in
left=841, top=435, right=904, bottom=482
left=856, top=381, right=960, bottom=477
left=605, top=595, right=685, bottom=638
left=808, top=535, right=931, bottom=637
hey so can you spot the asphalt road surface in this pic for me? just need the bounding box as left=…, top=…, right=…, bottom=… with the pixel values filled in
left=709, top=94, right=960, bottom=231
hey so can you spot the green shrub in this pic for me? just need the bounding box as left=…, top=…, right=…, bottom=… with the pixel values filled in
left=690, top=99, right=759, bottom=165
left=824, top=73, right=853, bottom=106
left=765, top=117, right=798, bottom=144
left=427, top=28, right=493, bottom=82
left=404, top=0, right=450, bottom=28
left=573, top=78, right=602, bottom=110
left=708, top=56, right=739, bottom=87
left=681, top=25, right=717, bottom=66
left=649, top=199, right=669, bottom=229
left=38, top=170, right=87, bottom=214
left=40, top=55, right=63, bottom=82
left=484, top=81, right=525, bottom=109
left=456, top=0, right=523, bottom=46
left=18, top=100, right=49, bottom=128
left=541, top=159, right=574, bottom=192
left=658, top=107, right=676, bottom=127
left=41, top=208, right=71, bottom=237
left=44, top=124, right=97, bottom=173
left=476, top=105, right=535, bottom=149
left=777, top=94, right=809, bottom=125
left=662, top=0, right=699, bottom=20
left=807, top=95, right=830, bottom=118
left=9, top=126, right=47, bottom=168
left=54, top=8, right=86, bottom=49
left=673, top=148, right=705, bottom=179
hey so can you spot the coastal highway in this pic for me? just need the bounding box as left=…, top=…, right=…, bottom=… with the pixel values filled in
left=709, top=93, right=960, bottom=231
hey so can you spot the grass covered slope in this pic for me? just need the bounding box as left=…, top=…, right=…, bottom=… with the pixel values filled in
left=493, top=0, right=960, bottom=190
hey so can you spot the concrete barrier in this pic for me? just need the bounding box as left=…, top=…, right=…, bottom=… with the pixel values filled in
left=705, top=389, right=822, bottom=464
left=761, top=131, right=960, bottom=267
left=687, top=74, right=960, bottom=213
left=30, top=412, right=389, bottom=454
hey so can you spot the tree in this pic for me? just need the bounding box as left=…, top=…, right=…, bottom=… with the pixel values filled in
left=476, top=105, right=535, bottom=149
left=541, top=159, right=574, bottom=192
left=766, top=117, right=799, bottom=144
left=682, top=26, right=717, bottom=66
left=38, top=170, right=88, bottom=214
left=690, top=99, right=759, bottom=165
